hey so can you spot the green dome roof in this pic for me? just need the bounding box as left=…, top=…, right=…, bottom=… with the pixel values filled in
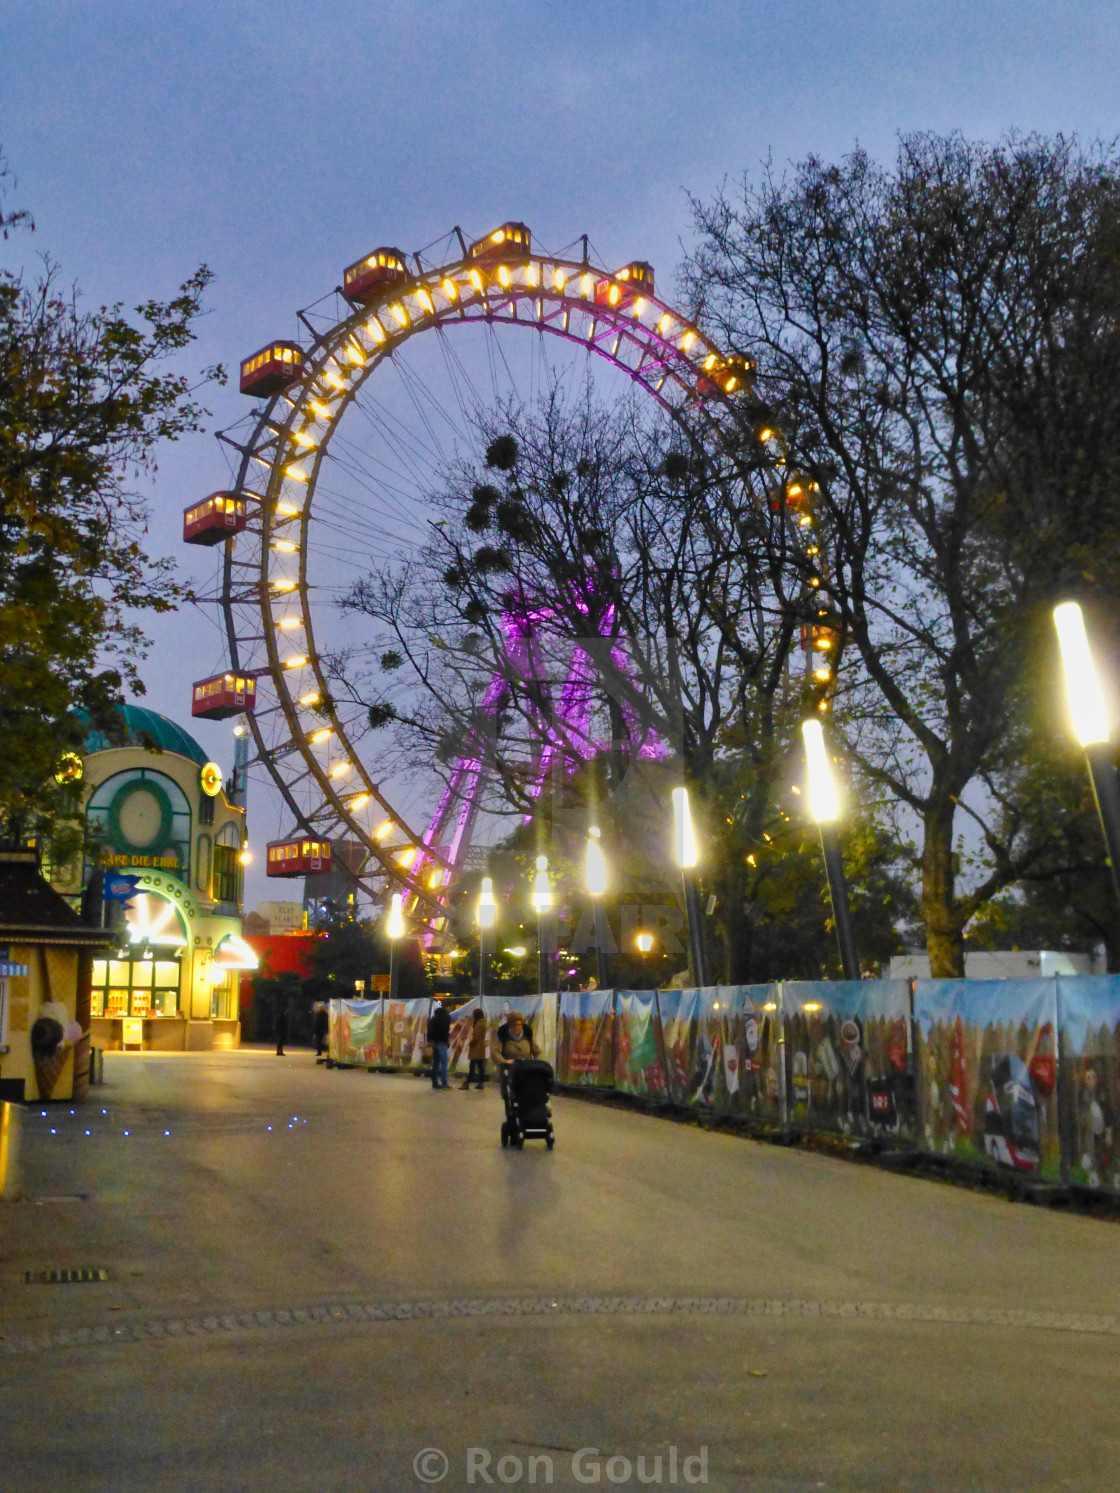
left=84, top=705, right=210, bottom=767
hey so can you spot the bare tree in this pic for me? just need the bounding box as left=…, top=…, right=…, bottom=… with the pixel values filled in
left=683, top=132, right=1120, bottom=974
left=344, top=380, right=840, bottom=979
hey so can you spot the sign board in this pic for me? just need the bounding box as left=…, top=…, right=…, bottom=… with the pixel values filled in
left=103, top=874, right=141, bottom=904
left=122, top=1017, right=144, bottom=1049
left=371, top=974, right=391, bottom=992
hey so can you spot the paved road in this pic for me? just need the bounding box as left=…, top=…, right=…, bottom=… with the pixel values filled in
left=1, top=1049, right=1118, bottom=1492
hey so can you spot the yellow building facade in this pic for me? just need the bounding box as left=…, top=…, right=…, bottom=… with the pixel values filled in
left=50, top=706, right=255, bottom=1053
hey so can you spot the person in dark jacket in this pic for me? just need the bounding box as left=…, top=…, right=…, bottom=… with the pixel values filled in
left=427, top=1000, right=451, bottom=1089
left=313, top=1003, right=329, bottom=1059
left=274, top=1000, right=289, bottom=1057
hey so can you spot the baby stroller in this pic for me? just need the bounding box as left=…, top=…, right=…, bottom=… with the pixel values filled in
left=501, top=1059, right=556, bottom=1150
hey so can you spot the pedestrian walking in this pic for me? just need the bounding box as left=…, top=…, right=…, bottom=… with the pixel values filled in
left=274, top=1000, right=289, bottom=1057
left=313, top=1002, right=329, bottom=1059
left=427, top=999, right=451, bottom=1089
left=460, top=1009, right=487, bottom=1090
left=494, top=1009, right=539, bottom=1103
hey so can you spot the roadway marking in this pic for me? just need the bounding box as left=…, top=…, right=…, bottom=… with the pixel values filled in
left=2, top=1294, right=1119, bottom=1356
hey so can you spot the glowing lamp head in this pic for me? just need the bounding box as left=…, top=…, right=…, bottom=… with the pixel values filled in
left=386, top=892, right=405, bottom=941
left=801, top=718, right=840, bottom=824
left=671, top=786, right=698, bottom=868
left=585, top=827, right=607, bottom=897
left=476, top=876, right=497, bottom=930
left=635, top=931, right=654, bottom=954
left=1053, top=602, right=1110, bottom=747
left=531, top=854, right=552, bottom=913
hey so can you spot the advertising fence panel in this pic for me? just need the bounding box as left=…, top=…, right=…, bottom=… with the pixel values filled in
left=335, top=998, right=382, bottom=1066
left=382, top=996, right=433, bottom=1069
left=480, top=994, right=557, bottom=1069
left=914, top=979, right=1061, bottom=1179
left=1057, top=975, right=1120, bottom=1193
left=448, top=996, right=481, bottom=1075
left=658, top=988, right=779, bottom=1114
left=783, top=980, right=914, bottom=1138
left=614, top=991, right=668, bottom=1097
left=712, top=986, right=782, bottom=1121
left=657, top=987, right=702, bottom=1105
left=557, top=990, right=615, bottom=1086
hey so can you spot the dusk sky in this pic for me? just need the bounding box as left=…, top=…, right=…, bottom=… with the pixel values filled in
left=4, top=0, right=1119, bottom=905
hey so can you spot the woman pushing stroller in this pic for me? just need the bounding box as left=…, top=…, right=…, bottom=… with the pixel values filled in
left=495, top=1010, right=555, bottom=1150
left=494, top=1009, right=540, bottom=1081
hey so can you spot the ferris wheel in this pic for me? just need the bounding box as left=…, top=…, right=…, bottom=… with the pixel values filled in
left=184, top=221, right=829, bottom=941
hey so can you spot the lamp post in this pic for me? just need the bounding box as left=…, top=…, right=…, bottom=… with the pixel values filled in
left=671, top=786, right=710, bottom=987
left=585, top=827, right=610, bottom=989
left=386, top=892, right=404, bottom=999
left=635, top=929, right=654, bottom=989
left=531, top=855, right=552, bottom=995
left=476, top=876, right=497, bottom=1001
left=801, top=719, right=860, bottom=981
left=1053, top=602, right=1120, bottom=907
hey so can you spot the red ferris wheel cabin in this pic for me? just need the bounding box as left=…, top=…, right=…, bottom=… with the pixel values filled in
left=183, top=492, right=248, bottom=546
left=343, top=247, right=409, bottom=305
left=468, top=223, right=532, bottom=263
left=267, top=839, right=332, bottom=878
left=191, top=672, right=257, bottom=721
left=594, top=261, right=655, bottom=308
left=239, top=341, right=304, bottom=397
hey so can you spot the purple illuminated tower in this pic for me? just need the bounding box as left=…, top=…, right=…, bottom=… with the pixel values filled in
left=407, top=599, right=663, bottom=939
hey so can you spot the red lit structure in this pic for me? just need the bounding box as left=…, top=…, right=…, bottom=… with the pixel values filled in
left=594, top=261, right=655, bottom=308
left=468, top=223, right=531, bottom=263
left=240, top=341, right=304, bottom=397
left=191, top=673, right=257, bottom=721
left=266, top=839, right=331, bottom=878
left=343, top=247, right=409, bottom=305
left=183, top=492, right=248, bottom=547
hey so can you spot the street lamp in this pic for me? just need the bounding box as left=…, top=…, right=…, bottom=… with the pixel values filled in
left=531, top=854, right=552, bottom=996
left=386, top=891, right=404, bottom=999
left=801, top=718, right=860, bottom=981
left=1053, top=602, right=1120, bottom=906
left=671, top=786, right=709, bottom=986
left=635, top=929, right=654, bottom=989
left=476, top=876, right=497, bottom=1001
left=585, top=827, right=610, bottom=988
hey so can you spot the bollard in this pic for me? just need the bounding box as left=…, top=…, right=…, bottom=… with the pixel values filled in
left=0, top=1100, right=21, bottom=1204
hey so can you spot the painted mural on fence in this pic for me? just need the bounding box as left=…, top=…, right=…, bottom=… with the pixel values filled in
left=1057, top=975, right=1120, bottom=1193
left=614, top=991, right=667, bottom=1097
left=658, top=987, right=781, bottom=1116
left=914, top=979, right=1060, bottom=1178
left=482, top=994, right=558, bottom=1069
left=783, top=981, right=913, bottom=1137
left=557, top=990, right=614, bottom=1086
left=448, top=995, right=481, bottom=1075
left=382, top=996, right=433, bottom=1068
left=335, top=998, right=382, bottom=1066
